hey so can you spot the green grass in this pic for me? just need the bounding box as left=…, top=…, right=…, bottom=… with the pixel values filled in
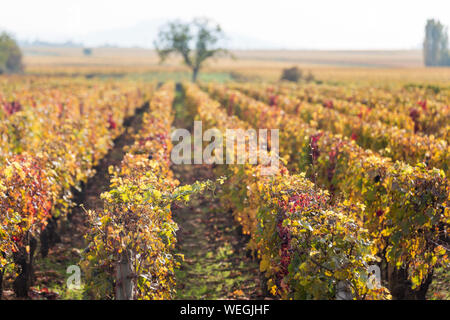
left=173, top=194, right=262, bottom=300
left=33, top=253, right=86, bottom=300
left=427, top=266, right=450, bottom=300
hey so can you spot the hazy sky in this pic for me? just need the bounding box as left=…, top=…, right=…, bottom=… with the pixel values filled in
left=1, top=0, right=449, bottom=49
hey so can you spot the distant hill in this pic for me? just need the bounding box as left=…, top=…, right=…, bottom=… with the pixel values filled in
left=20, top=40, right=83, bottom=48
left=20, top=19, right=282, bottom=50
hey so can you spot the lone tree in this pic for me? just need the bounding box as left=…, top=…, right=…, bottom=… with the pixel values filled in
left=423, top=19, right=450, bottom=66
left=0, top=32, right=24, bottom=74
left=154, top=18, right=228, bottom=82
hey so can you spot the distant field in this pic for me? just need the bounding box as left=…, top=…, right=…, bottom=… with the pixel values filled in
left=23, top=46, right=423, bottom=67
left=22, top=46, right=450, bottom=83
left=231, top=49, right=424, bottom=68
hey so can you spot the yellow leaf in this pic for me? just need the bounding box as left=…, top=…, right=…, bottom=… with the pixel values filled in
left=4, top=166, right=13, bottom=179
left=260, top=256, right=270, bottom=272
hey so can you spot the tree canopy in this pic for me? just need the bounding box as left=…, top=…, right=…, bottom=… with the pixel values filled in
left=154, top=18, right=228, bottom=82
left=0, top=32, right=23, bottom=74
left=423, top=19, right=450, bottom=67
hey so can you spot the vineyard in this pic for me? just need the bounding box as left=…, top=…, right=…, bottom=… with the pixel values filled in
left=0, top=75, right=448, bottom=300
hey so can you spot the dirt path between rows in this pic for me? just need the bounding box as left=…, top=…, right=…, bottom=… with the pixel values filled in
left=171, top=86, right=267, bottom=300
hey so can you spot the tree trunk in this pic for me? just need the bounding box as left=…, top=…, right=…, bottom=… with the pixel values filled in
left=115, top=251, right=134, bottom=300
left=192, top=67, right=199, bottom=82
left=386, top=263, right=433, bottom=300
left=414, top=271, right=434, bottom=300
left=0, top=268, right=4, bottom=300
left=336, top=281, right=353, bottom=300
left=13, top=236, right=37, bottom=298
left=40, top=217, right=60, bottom=258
